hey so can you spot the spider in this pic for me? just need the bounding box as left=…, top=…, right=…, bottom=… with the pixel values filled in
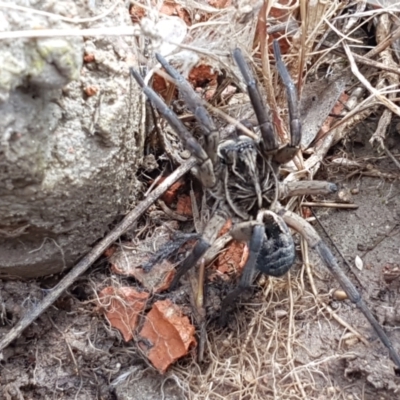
left=130, top=40, right=400, bottom=369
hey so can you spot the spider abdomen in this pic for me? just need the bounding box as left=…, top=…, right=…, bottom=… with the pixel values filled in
left=256, top=212, right=296, bottom=277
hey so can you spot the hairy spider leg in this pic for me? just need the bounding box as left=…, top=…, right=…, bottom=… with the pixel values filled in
left=272, top=40, right=301, bottom=148
left=170, top=212, right=227, bottom=289
left=219, top=223, right=264, bottom=326
left=169, top=238, right=211, bottom=289
left=155, top=53, right=219, bottom=167
left=130, top=68, right=216, bottom=188
left=234, top=41, right=301, bottom=164
left=233, top=48, right=279, bottom=153
left=280, top=207, right=400, bottom=370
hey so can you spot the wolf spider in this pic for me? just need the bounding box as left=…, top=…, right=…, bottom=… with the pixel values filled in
left=130, top=40, right=400, bottom=369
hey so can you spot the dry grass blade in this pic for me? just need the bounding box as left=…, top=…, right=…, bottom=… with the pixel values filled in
left=343, top=42, right=400, bottom=117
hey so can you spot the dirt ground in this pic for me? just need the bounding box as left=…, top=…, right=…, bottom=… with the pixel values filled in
left=0, top=120, right=399, bottom=400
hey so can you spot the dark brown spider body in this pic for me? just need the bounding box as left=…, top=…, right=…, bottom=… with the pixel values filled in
left=130, top=40, right=400, bottom=369
left=217, top=134, right=273, bottom=218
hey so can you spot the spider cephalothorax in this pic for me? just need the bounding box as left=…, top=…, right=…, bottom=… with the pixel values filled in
left=130, top=40, right=400, bottom=369
left=218, top=134, right=267, bottom=217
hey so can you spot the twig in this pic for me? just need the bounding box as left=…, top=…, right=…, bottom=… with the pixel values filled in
left=323, top=40, right=400, bottom=77
left=301, top=202, right=358, bottom=209
left=343, top=42, right=400, bottom=117
left=382, top=143, right=400, bottom=171
left=196, top=258, right=206, bottom=363
left=286, top=272, right=307, bottom=398
left=158, top=200, right=189, bottom=222
left=0, top=158, right=197, bottom=352
left=370, top=14, right=400, bottom=146
left=0, top=26, right=140, bottom=39
left=364, top=24, right=400, bottom=59
left=0, top=0, right=121, bottom=24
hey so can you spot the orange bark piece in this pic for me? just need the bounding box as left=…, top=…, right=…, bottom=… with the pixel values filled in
left=218, top=219, right=232, bottom=237
left=239, top=243, right=250, bottom=270
left=176, top=194, right=192, bottom=216
left=302, top=207, right=312, bottom=219
left=98, top=287, right=149, bottom=342
left=83, top=54, right=95, bottom=63
left=84, top=86, right=98, bottom=97
left=207, top=0, right=231, bottom=8
left=160, top=2, right=191, bottom=25
left=129, top=4, right=146, bottom=23
left=215, top=240, right=246, bottom=275
left=152, top=74, right=169, bottom=98
left=160, top=179, right=184, bottom=205
left=188, top=65, right=218, bottom=91
left=104, top=246, right=116, bottom=258
left=139, top=299, right=197, bottom=373
left=130, top=0, right=192, bottom=23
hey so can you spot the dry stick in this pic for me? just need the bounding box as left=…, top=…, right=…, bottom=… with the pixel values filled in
left=301, top=202, right=358, bottom=209
left=352, top=51, right=400, bottom=77
left=364, top=24, right=400, bottom=59
left=343, top=42, right=400, bottom=118
left=323, top=40, right=400, bottom=76
left=196, top=258, right=206, bottom=363
left=0, top=158, right=197, bottom=352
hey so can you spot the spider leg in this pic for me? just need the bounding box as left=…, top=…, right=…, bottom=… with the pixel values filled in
left=278, top=207, right=400, bottom=369
left=277, top=181, right=338, bottom=200
left=233, top=49, right=279, bottom=153
left=273, top=40, right=301, bottom=149
left=130, top=68, right=216, bottom=188
left=169, top=212, right=227, bottom=289
left=220, top=211, right=296, bottom=325
left=155, top=53, right=219, bottom=167
left=219, top=224, right=264, bottom=326
left=169, top=238, right=211, bottom=290
left=271, top=40, right=302, bottom=164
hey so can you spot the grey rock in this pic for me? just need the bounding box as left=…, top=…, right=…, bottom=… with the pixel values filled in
left=0, top=0, right=141, bottom=278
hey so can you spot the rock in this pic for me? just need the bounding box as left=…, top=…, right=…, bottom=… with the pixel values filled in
left=0, top=0, right=141, bottom=278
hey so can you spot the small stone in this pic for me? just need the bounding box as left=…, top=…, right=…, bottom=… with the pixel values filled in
left=330, top=300, right=339, bottom=310
left=180, top=150, right=191, bottom=159
left=333, top=290, right=348, bottom=301
left=327, top=386, right=336, bottom=395
left=338, top=188, right=353, bottom=203
left=275, top=309, right=288, bottom=319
